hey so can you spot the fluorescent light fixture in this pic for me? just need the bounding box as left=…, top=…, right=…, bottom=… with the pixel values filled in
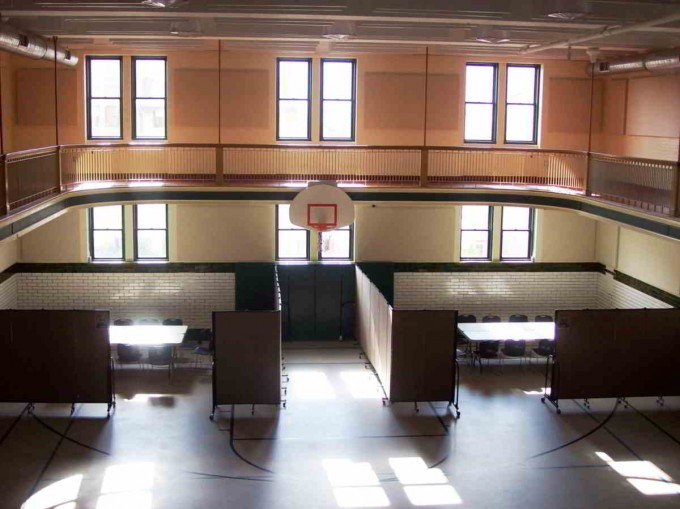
left=473, top=26, right=510, bottom=44
left=544, top=0, right=591, bottom=21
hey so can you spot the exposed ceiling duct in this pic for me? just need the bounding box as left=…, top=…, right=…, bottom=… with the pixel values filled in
left=0, top=22, right=77, bottom=66
left=588, top=50, right=680, bottom=75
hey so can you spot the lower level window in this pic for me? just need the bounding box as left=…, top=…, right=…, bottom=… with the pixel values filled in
left=319, top=225, right=353, bottom=260
left=460, top=205, right=492, bottom=260
left=277, top=204, right=309, bottom=260
left=501, top=206, right=534, bottom=260
left=135, top=204, right=168, bottom=260
left=90, top=205, right=124, bottom=261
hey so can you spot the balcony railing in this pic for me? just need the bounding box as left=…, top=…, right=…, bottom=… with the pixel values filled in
left=0, top=143, right=677, bottom=219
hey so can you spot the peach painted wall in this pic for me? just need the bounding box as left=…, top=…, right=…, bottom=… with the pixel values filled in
left=591, top=72, right=680, bottom=161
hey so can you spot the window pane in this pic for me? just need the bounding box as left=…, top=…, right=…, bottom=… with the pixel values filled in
left=93, top=231, right=123, bottom=259
left=278, top=204, right=303, bottom=229
left=505, top=104, right=535, bottom=143
left=90, top=59, right=120, bottom=98
left=320, top=230, right=351, bottom=259
left=137, top=230, right=167, bottom=259
left=502, top=207, right=530, bottom=229
left=137, top=204, right=166, bottom=228
left=461, top=206, right=490, bottom=230
left=465, top=104, right=494, bottom=141
left=279, top=61, right=309, bottom=99
left=507, top=66, right=536, bottom=104
left=92, top=205, right=123, bottom=229
left=278, top=100, right=309, bottom=139
left=465, top=65, right=495, bottom=103
left=322, top=101, right=352, bottom=139
left=90, top=99, right=121, bottom=138
left=502, top=231, right=530, bottom=259
left=461, top=231, right=489, bottom=259
left=278, top=230, right=308, bottom=259
left=323, top=61, right=353, bottom=99
left=135, top=59, right=166, bottom=98
left=135, top=99, right=166, bottom=138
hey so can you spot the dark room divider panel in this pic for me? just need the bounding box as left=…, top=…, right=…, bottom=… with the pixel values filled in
left=390, top=310, right=458, bottom=404
left=549, top=308, right=680, bottom=406
left=0, top=310, right=113, bottom=411
left=212, top=310, right=281, bottom=416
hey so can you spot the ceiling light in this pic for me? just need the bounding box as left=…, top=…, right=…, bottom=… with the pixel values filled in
left=473, top=26, right=510, bottom=44
left=142, top=0, right=187, bottom=7
left=544, top=0, right=591, bottom=21
left=323, top=21, right=356, bottom=41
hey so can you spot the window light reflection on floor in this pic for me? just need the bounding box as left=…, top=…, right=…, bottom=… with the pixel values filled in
left=293, top=371, right=337, bottom=399
left=22, top=474, right=83, bottom=509
left=54, top=503, right=76, bottom=509
left=95, top=492, right=153, bottom=509
left=323, top=459, right=390, bottom=508
left=596, top=452, right=680, bottom=496
left=403, top=485, right=463, bottom=506
left=340, top=371, right=382, bottom=399
left=523, top=387, right=550, bottom=395
left=389, top=457, right=448, bottom=485
left=333, top=487, right=391, bottom=508
left=124, top=393, right=168, bottom=403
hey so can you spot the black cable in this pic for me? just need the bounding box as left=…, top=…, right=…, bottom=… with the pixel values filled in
left=427, top=401, right=450, bottom=435
left=0, top=404, right=30, bottom=449
left=528, top=400, right=620, bottom=459
left=228, top=405, right=275, bottom=474
left=575, top=399, right=641, bottom=460
left=31, top=413, right=112, bottom=456
left=182, top=470, right=273, bottom=482
left=627, top=402, right=680, bottom=448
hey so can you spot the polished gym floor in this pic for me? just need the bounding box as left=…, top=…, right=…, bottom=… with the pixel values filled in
left=1, top=343, right=679, bottom=509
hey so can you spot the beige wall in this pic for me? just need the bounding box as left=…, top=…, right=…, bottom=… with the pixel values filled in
left=0, top=238, right=18, bottom=272
left=355, top=204, right=456, bottom=262
left=594, top=220, right=619, bottom=270
left=175, top=203, right=275, bottom=262
left=534, top=209, right=597, bottom=262
left=19, top=209, right=86, bottom=262
left=617, top=228, right=680, bottom=295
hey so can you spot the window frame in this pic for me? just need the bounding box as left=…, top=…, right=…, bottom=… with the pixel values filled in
left=504, top=64, right=541, bottom=145
left=133, top=204, right=169, bottom=261
left=131, top=56, right=168, bottom=140
left=86, top=56, right=123, bottom=141
left=276, top=204, right=310, bottom=261
left=500, top=207, right=535, bottom=261
left=276, top=57, right=313, bottom=142
left=318, top=224, right=354, bottom=261
left=464, top=62, right=499, bottom=144
left=320, top=58, right=357, bottom=142
left=460, top=205, right=493, bottom=261
left=89, top=205, right=125, bottom=261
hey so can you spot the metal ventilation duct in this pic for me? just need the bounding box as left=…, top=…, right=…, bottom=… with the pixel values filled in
left=588, top=51, right=680, bottom=76
left=0, top=23, right=77, bottom=67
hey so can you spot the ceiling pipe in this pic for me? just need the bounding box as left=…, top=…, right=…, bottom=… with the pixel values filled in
left=520, top=11, right=680, bottom=55
left=587, top=50, right=680, bottom=75
left=0, top=22, right=77, bottom=66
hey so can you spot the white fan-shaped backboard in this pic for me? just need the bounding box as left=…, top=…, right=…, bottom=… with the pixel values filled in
left=289, top=184, right=354, bottom=231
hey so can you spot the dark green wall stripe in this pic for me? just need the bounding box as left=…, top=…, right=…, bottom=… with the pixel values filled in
left=6, top=262, right=236, bottom=273
left=613, top=271, right=680, bottom=308
left=1, top=188, right=678, bottom=241
left=357, top=262, right=394, bottom=306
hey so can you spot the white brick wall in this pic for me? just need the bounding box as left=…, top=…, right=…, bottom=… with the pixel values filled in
left=15, top=272, right=235, bottom=328
left=394, top=271, right=671, bottom=316
left=0, top=276, right=17, bottom=309
left=597, top=273, right=671, bottom=309
left=394, top=271, right=599, bottom=317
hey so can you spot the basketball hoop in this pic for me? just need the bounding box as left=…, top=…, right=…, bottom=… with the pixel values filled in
left=289, top=183, right=354, bottom=232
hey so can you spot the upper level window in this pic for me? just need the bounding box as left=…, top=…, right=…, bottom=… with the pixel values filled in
left=134, top=204, right=168, bottom=260
left=505, top=65, right=540, bottom=144
left=132, top=57, right=167, bottom=139
left=501, top=206, right=534, bottom=260
left=460, top=205, right=492, bottom=260
left=86, top=57, right=122, bottom=140
left=90, top=205, right=124, bottom=260
left=464, top=63, right=498, bottom=143
left=320, top=59, right=356, bottom=141
left=319, top=225, right=353, bottom=260
left=277, top=58, right=312, bottom=141
left=277, top=204, right=309, bottom=260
